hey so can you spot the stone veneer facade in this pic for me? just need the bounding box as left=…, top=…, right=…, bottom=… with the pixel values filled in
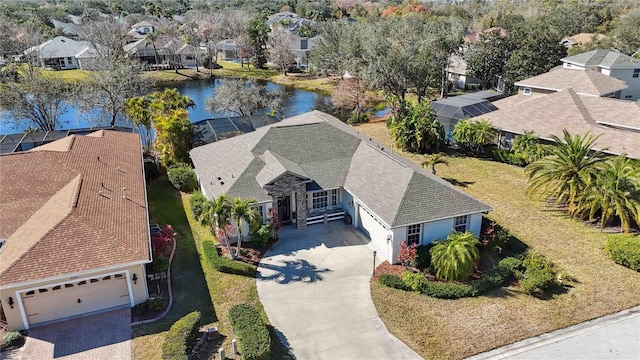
left=263, top=174, right=308, bottom=229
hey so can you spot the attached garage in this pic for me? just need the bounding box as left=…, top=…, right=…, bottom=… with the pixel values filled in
left=357, top=204, right=390, bottom=260
left=20, top=272, right=132, bottom=327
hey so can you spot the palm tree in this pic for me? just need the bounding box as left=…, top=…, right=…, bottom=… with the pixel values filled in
left=511, top=131, right=549, bottom=164
left=422, top=153, right=448, bottom=175
left=430, top=231, right=480, bottom=282
left=526, top=130, right=605, bottom=212
left=573, top=155, right=640, bottom=232
left=231, top=197, right=260, bottom=258
left=145, top=32, right=160, bottom=66
left=200, top=194, right=234, bottom=257
left=452, top=119, right=496, bottom=155
left=124, top=96, right=153, bottom=150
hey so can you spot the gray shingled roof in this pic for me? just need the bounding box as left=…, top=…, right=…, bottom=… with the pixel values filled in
left=190, top=111, right=491, bottom=227
left=562, top=49, right=640, bottom=69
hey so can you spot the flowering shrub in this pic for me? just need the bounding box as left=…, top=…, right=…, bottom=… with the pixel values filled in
left=398, top=241, right=418, bottom=267
left=153, top=225, right=176, bottom=255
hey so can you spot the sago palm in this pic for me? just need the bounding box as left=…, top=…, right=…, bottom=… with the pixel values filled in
left=430, top=231, right=480, bottom=282
left=231, top=197, right=260, bottom=258
left=573, top=155, right=640, bottom=232
left=525, top=130, right=605, bottom=212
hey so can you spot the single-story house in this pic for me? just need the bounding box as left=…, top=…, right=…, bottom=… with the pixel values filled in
left=514, top=67, right=628, bottom=99
left=23, top=36, right=97, bottom=70
left=51, top=19, right=84, bottom=38
left=471, top=89, right=640, bottom=159
left=190, top=111, right=492, bottom=264
left=0, top=130, right=151, bottom=331
left=216, top=39, right=238, bottom=61
left=561, top=49, right=640, bottom=100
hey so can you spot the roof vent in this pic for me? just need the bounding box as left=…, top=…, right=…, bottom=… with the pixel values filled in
left=122, top=187, right=127, bottom=199
left=220, top=181, right=224, bottom=185
left=217, top=177, right=222, bottom=180
left=0, top=239, right=6, bottom=253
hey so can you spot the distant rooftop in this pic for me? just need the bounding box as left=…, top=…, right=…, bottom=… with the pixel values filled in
left=562, top=49, right=640, bottom=69
left=0, top=126, right=134, bottom=154
left=192, top=115, right=281, bottom=148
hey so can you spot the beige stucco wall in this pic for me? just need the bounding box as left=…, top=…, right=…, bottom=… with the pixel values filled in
left=0, top=263, right=148, bottom=331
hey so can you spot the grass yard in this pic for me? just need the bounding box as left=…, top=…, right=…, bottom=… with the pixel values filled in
left=133, top=177, right=291, bottom=360
left=357, top=121, right=640, bottom=360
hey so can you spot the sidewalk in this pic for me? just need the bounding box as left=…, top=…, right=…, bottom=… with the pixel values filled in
left=468, top=306, right=640, bottom=360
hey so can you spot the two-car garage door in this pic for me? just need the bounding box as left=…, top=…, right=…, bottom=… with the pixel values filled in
left=358, top=205, right=390, bottom=261
left=21, top=273, right=130, bottom=327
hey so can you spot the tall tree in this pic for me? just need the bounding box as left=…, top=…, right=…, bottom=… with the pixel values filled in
left=0, top=70, right=75, bottom=131
left=206, top=79, right=283, bottom=117
left=231, top=197, right=260, bottom=258
left=331, top=78, right=368, bottom=124
left=123, top=96, right=153, bottom=150
left=526, top=130, right=605, bottom=212
left=267, top=26, right=296, bottom=75
left=247, top=17, right=270, bottom=69
left=200, top=194, right=234, bottom=258
left=465, top=29, right=513, bottom=90
left=451, top=119, right=496, bottom=156
left=389, top=101, right=445, bottom=154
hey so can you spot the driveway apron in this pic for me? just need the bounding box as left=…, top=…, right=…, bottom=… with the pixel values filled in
left=20, top=307, right=131, bottom=360
left=257, top=222, right=422, bottom=360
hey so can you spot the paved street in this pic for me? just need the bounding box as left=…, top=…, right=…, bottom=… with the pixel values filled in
left=19, top=307, right=131, bottom=360
left=256, top=221, right=422, bottom=360
left=469, top=306, right=640, bottom=360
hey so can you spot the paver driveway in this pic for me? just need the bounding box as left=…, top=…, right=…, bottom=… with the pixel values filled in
left=20, top=307, right=131, bottom=359
left=257, top=221, right=422, bottom=360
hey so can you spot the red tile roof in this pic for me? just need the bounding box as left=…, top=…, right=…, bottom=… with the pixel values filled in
left=0, top=130, right=150, bottom=286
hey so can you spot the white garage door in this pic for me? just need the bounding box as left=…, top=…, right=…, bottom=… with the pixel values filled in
left=358, top=205, right=389, bottom=261
left=21, top=273, right=130, bottom=327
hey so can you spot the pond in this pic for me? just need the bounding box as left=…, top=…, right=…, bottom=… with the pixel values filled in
left=0, top=78, right=336, bottom=135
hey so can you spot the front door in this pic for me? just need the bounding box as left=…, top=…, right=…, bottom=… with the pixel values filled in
left=278, top=196, right=291, bottom=224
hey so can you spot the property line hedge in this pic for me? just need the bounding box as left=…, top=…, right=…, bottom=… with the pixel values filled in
left=228, top=303, right=271, bottom=360
left=161, top=311, right=202, bottom=360
left=202, top=239, right=255, bottom=276
left=606, top=234, right=640, bottom=272
left=380, top=257, right=521, bottom=299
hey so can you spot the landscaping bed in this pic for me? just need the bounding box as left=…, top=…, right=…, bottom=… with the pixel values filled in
left=359, top=121, right=640, bottom=360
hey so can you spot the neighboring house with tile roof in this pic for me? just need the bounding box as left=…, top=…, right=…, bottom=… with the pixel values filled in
left=23, top=36, right=97, bottom=70
left=561, top=49, right=640, bottom=100
left=472, top=89, right=640, bottom=159
left=560, top=33, right=608, bottom=48
left=514, top=68, right=628, bottom=99
left=190, top=111, right=491, bottom=264
left=0, top=130, right=151, bottom=331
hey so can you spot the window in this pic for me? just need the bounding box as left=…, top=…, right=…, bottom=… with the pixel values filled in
left=522, top=88, right=532, bottom=96
left=90, top=279, right=99, bottom=283
left=633, top=69, right=640, bottom=78
left=65, top=284, right=74, bottom=288
left=407, top=224, right=421, bottom=246
left=114, top=274, right=124, bottom=279
left=331, top=189, right=338, bottom=206
left=38, top=288, right=48, bottom=293
left=52, top=285, right=61, bottom=290
left=78, top=281, right=87, bottom=286
left=258, top=205, right=264, bottom=222
left=312, top=191, right=328, bottom=209
left=67, top=57, right=73, bottom=63
left=454, top=215, right=468, bottom=232
left=103, top=276, right=111, bottom=281
left=25, top=290, right=35, bottom=296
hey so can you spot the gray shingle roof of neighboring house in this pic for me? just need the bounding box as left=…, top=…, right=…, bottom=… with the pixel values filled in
left=51, top=20, right=84, bottom=37
left=562, top=49, right=640, bottom=69
left=515, top=68, right=628, bottom=96
left=24, top=36, right=92, bottom=59
left=190, top=111, right=491, bottom=228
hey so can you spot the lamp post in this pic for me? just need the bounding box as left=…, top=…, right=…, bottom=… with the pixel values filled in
left=372, top=250, right=377, bottom=277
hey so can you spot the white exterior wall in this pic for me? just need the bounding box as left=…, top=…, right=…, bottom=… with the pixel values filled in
left=341, top=189, right=355, bottom=221
left=608, top=68, right=640, bottom=100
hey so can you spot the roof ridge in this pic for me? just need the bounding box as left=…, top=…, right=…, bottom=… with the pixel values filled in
left=567, top=89, right=597, bottom=125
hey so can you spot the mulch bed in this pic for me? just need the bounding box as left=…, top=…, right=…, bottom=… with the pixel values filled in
left=217, top=237, right=280, bottom=266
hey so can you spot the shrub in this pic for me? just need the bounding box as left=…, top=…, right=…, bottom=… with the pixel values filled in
left=430, top=232, right=480, bottom=281
left=152, top=256, right=170, bottom=273
left=398, top=241, right=418, bottom=267
left=489, top=148, right=527, bottom=166
left=161, top=311, right=202, bottom=360
left=379, top=274, right=408, bottom=290
left=414, top=244, right=433, bottom=270
left=480, top=220, right=511, bottom=254
left=1, top=331, right=23, bottom=348
left=190, top=192, right=207, bottom=220
left=471, top=263, right=513, bottom=294
left=519, top=251, right=559, bottom=295
left=605, top=235, right=640, bottom=272
left=251, top=224, right=272, bottom=249
left=402, top=271, right=477, bottom=299
left=228, top=304, right=271, bottom=360
left=167, top=163, right=198, bottom=192
left=203, top=240, right=255, bottom=276
left=497, top=257, right=523, bottom=274
left=148, top=295, right=166, bottom=311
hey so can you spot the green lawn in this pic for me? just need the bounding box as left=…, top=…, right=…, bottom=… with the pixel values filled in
left=133, top=178, right=291, bottom=360
left=358, top=122, right=640, bottom=360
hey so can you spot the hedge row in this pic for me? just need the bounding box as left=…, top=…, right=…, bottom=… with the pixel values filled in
left=202, top=240, right=255, bottom=276
left=379, top=257, right=521, bottom=299
left=489, top=148, right=527, bottom=167
left=161, top=311, right=202, bottom=360
left=228, top=304, right=271, bottom=360
left=605, top=235, right=640, bottom=272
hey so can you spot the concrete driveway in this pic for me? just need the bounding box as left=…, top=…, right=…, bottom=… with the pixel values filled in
left=20, top=307, right=131, bottom=359
left=256, top=221, right=422, bottom=360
